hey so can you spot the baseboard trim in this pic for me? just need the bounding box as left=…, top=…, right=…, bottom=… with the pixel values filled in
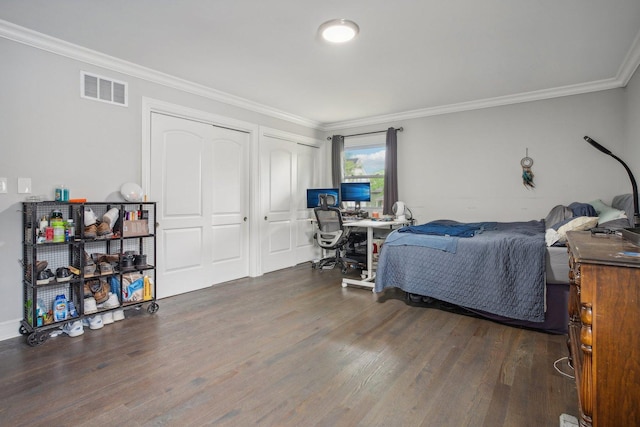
left=0, top=318, right=21, bottom=342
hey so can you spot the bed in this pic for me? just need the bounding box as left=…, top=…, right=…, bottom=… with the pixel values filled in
left=374, top=194, right=635, bottom=334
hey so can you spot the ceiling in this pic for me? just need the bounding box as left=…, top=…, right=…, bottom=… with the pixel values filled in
left=2, top=1, right=640, bottom=129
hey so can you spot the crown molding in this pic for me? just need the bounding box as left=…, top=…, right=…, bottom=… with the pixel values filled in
left=617, top=27, right=640, bottom=86
left=0, top=19, right=322, bottom=129
left=2, top=19, right=639, bottom=133
left=321, top=27, right=640, bottom=132
left=321, top=78, right=623, bottom=131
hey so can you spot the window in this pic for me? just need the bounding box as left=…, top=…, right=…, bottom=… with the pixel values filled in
left=343, top=135, right=385, bottom=209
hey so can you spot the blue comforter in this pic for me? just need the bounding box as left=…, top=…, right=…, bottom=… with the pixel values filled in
left=374, top=220, right=546, bottom=322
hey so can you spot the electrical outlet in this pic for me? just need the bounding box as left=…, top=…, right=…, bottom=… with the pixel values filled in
left=0, top=177, right=7, bottom=193
left=18, top=177, right=31, bottom=194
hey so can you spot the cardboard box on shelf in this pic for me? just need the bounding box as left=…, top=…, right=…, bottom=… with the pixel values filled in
left=122, top=220, right=148, bottom=237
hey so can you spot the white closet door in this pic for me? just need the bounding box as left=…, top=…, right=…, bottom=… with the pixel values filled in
left=260, top=135, right=319, bottom=273
left=150, top=113, right=249, bottom=298
left=295, top=144, right=320, bottom=264
left=210, top=127, right=250, bottom=284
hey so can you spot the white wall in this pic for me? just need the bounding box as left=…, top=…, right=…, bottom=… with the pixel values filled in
left=2, top=33, right=638, bottom=342
left=329, top=87, right=635, bottom=224
left=0, top=38, right=322, bottom=341
left=624, top=65, right=640, bottom=187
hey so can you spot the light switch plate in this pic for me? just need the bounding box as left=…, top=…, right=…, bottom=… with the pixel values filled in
left=0, top=177, right=7, bottom=193
left=18, top=177, right=31, bottom=194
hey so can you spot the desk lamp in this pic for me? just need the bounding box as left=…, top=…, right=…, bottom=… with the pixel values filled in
left=584, top=136, right=639, bottom=227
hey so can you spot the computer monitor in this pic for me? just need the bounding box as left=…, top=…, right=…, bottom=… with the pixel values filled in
left=306, top=188, right=340, bottom=209
left=340, top=182, right=371, bottom=210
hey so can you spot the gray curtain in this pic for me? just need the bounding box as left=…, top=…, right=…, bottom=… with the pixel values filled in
left=331, top=135, right=344, bottom=188
left=383, top=127, right=398, bottom=215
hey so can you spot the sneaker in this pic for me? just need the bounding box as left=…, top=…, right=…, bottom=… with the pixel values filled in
left=98, top=262, right=113, bottom=276
left=56, top=267, right=72, bottom=283
left=84, top=296, right=97, bottom=314
left=36, top=269, right=54, bottom=285
left=102, top=311, right=114, bottom=325
left=134, top=254, right=147, bottom=269
left=61, top=320, right=84, bottom=337
left=82, top=317, right=90, bottom=328
left=83, top=207, right=97, bottom=226
left=88, top=314, right=103, bottom=330
left=102, top=208, right=119, bottom=229
left=112, top=309, right=125, bottom=322
left=84, top=263, right=97, bottom=277
left=36, top=260, right=48, bottom=271
left=103, top=292, right=120, bottom=309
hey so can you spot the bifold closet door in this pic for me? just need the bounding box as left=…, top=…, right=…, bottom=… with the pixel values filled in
left=150, top=113, right=249, bottom=299
left=260, top=135, right=319, bottom=273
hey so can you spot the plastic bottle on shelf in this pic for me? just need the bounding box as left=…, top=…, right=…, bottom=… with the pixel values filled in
left=53, top=295, right=68, bottom=322
left=66, top=219, right=74, bottom=241
left=52, top=220, right=65, bottom=243
left=39, top=216, right=48, bottom=234
left=55, top=185, right=69, bottom=202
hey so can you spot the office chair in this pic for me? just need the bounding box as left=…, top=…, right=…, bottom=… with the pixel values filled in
left=312, top=194, right=357, bottom=274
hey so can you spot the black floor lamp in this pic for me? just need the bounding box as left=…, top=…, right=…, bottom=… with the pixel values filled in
left=584, top=136, right=639, bottom=227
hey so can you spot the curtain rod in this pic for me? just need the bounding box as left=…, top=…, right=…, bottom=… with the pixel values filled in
left=326, top=127, right=404, bottom=140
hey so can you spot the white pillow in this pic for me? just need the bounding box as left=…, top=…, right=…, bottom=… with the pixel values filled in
left=589, top=199, right=627, bottom=223
left=546, top=216, right=599, bottom=246
left=556, top=216, right=599, bottom=242
left=545, top=228, right=561, bottom=247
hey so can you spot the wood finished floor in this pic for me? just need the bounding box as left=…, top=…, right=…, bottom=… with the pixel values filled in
left=0, top=264, right=578, bottom=426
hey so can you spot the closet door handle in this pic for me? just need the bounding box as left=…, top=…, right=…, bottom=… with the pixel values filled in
left=243, top=217, right=247, bottom=222
left=264, top=216, right=268, bottom=221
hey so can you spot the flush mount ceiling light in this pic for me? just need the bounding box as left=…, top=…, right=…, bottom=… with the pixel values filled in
left=319, top=19, right=359, bottom=43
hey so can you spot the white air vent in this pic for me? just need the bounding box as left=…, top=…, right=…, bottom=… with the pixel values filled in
left=81, top=71, right=128, bottom=107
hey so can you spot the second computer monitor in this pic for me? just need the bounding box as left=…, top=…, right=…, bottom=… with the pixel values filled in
left=341, top=182, right=371, bottom=210
left=306, top=188, right=340, bottom=209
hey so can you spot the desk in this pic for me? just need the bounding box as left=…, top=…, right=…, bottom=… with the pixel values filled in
left=341, top=219, right=410, bottom=290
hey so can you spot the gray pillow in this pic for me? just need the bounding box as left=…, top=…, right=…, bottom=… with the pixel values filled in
left=611, top=194, right=634, bottom=227
left=545, top=205, right=573, bottom=229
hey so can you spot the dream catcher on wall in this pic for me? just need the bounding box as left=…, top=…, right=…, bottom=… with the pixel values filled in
left=521, top=149, right=535, bottom=189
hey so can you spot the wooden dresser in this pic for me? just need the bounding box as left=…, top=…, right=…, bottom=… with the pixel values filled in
left=566, top=231, right=640, bottom=427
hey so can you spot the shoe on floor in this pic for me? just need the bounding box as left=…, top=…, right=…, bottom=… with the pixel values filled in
left=112, top=309, right=125, bottom=322
left=61, top=320, right=84, bottom=337
left=102, top=311, right=114, bottom=325
left=88, top=314, right=103, bottom=330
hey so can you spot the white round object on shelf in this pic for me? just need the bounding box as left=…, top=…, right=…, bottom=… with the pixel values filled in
left=120, top=182, right=143, bottom=202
